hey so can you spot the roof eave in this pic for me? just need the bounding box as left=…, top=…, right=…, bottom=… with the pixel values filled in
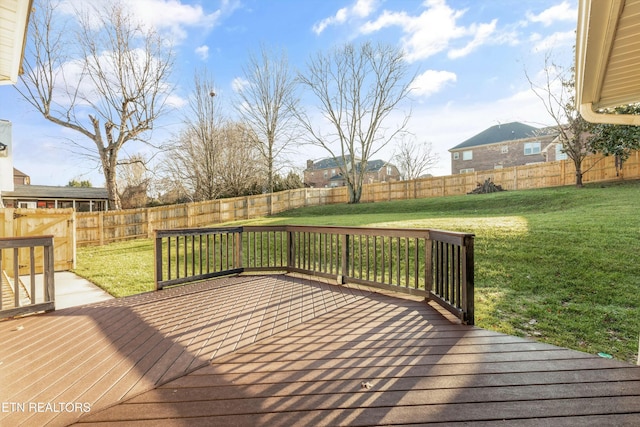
left=575, top=0, right=640, bottom=124
left=0, top=0, right=33, bottom=86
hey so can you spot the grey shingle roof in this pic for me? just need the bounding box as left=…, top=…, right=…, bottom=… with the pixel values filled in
left=3, top=185, right=109, bottom=200
left=450, top=122, right=540, bottom=151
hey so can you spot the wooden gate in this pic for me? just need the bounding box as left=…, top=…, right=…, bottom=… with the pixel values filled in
left=0, top=208, right=75, bottom=274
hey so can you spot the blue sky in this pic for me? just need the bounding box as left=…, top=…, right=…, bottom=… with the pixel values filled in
left=0, top=0, right=578, bottom=187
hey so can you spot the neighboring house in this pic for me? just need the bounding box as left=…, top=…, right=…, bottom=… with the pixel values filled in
left=304, top=156, right=401, bottom=188
left=2, top=181, right=109, bottom=212
left=13, top=167, right=30, bottom=185
left=449, top=122, right=560, bottom=174
left=0, top=120, right=109, bottom=211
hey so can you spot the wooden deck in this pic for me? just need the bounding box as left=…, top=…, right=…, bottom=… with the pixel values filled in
left=1, top=274, right=639, bottom=426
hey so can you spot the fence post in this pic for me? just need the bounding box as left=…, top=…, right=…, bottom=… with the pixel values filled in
left=98, top=211, right=104, bottom=246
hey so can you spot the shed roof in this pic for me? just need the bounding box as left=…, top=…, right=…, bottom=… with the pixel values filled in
left=3, top=184, right=109, bottom=200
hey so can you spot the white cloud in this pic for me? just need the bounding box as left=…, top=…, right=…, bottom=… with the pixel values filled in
left=530, top=30, right=576, bottom=53
left=231, top=76, right=249, bottom=93
left=59, top=0, right=237, bottom=42
left=411, top=70, right=457, bottom=97
left=360, top=0, right=497, bottom=62
left=195, top=45, right=210, bottom=60
left=448, top=20, right=497, bottom=59
left=527, top=1, right=577, bottom=27
left=313, top=0, right=378, bottom=34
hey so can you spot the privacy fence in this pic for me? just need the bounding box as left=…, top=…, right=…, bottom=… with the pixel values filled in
left=76, top=152, right=639, bottom=247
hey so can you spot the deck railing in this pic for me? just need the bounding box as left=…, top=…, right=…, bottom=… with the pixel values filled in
left=155, top=226, right=475, bottom=324
left=0, top=236, right=55, bottom=319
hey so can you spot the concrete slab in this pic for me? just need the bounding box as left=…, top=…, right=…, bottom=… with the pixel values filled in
left=22, top=271, right=114, bottom=309
left=55, top=271, right=113, bottom=309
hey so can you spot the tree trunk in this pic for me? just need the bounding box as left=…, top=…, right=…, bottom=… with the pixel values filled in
left=574, top=160, right=584, bottom=188
left=104, top=165, right=121, bottom=210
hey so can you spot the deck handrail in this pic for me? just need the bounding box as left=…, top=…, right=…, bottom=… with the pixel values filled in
left=155, top=225, right=475, bottom=324
left=0, top=235, right=55, bottom=319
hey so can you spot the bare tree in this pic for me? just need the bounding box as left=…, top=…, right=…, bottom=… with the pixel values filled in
left=526, top=55, right=593, bottom=187
left=235, top=45, right=299, bottom=197
left=215, top=123, right=264, bottom=198
left=163, top=71, right=223, bottom=202
left=393, top=137, right=439, bottom=180
left=16, top=0, right=174, bottom=209
left=163, top=71, right=264, bottom=201
left=297, top=42, right=413, bottom=203
left=117, top=154, right=150, bottom=209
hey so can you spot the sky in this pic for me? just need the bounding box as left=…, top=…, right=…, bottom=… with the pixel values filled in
left=0, top=0, right=578, bottom=187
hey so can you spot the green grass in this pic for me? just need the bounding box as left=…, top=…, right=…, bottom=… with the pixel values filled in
left=75, top=180, right=640, bottom=363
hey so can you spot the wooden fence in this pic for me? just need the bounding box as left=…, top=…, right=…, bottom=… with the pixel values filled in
left=76, top=152, right=639, bottom=247
left=0, top=208, right=75, bottom=272
left=154, top=225, right=475, bottom=324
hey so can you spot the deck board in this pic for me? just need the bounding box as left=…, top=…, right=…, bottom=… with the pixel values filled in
left=1, top=274, right=639, bottom=426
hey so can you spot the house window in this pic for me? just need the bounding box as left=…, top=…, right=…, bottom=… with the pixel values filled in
left=501, top=146, right=508, bottom=154
left=386, top=166, right=392, bottom=175
left=556, top=143, right=568, bottom=160
left=323, top=171, right=328, bottom=178
left=453, top=152, right=459, bottom=160
left=524, top=142, right=541, bottom=155
left=462, top=150, right=473, bottom=160
left=460, top=168, right=474, bottom=174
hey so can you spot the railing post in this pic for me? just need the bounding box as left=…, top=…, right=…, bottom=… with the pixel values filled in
left=461, top=235, right=475, bottom=325
left=154, top=231, right=163, bottom=290
left=425, top=238, right=433, bottom=298
left=287, top=230, right=294, bottom=271
left=235, top=229, right=243, bottom=270
left=44, top=239, right=55, bottom=306
left=340, top=234, right=349, bottom=283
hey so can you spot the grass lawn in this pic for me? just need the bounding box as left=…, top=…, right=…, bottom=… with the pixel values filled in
left=75, top=179, right=640, bottom=363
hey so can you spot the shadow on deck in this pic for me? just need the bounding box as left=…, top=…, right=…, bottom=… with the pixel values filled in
left=1, top=274, right=639, bottom=426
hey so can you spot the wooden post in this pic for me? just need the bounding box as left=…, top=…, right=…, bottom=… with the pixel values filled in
left=461, top=235, right=475, bottom=325
left=234, top=230, right=242, bottom=270
left=340, top=234, right=349, bottom=284
left=425, top=237, right=433, bottom=297
left=98, top=211, right=104, bottom=246
left=44, top=238, right=55, bottom=305
left=154, top=231, right=163, bottom=290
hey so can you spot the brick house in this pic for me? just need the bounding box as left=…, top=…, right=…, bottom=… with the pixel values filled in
left=449, top=122, right=562, bottom=174
left=304, top=156, right=401, bottom=188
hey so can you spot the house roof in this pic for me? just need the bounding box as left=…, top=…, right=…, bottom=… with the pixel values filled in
left=308, top=155, right=355, bottom=170
left=449, top=122, right=539, bottom=151
left=3, top=184, right=109, bottom=200
left=12, top=167, right=28, bottom=178
left=0, top=0, right=33, bottom=85
left=309, top=156, right=392, bottom=172
left=576, top=0, right=640, bottom=124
